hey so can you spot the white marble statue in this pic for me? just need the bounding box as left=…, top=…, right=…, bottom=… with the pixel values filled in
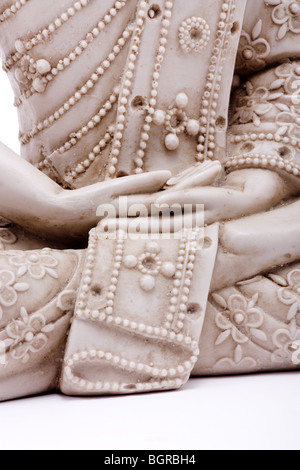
left=0, top=0, right=300, bottom=401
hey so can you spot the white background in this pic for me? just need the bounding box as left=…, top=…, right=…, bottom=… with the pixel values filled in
left=0, top=72, right=299, bottom=451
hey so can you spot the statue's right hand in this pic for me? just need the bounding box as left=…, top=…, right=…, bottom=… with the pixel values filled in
left=55, top=171, right=172, bottom=240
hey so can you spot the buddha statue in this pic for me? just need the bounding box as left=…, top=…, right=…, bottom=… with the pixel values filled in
left=0, top=0, right=300, bottom=401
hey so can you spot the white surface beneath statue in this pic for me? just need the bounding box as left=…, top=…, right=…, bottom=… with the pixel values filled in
left=0, top=373, right=298, bottom=450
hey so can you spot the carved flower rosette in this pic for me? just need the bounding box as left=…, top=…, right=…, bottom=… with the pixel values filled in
left=265, top=0, right=300, bottom=40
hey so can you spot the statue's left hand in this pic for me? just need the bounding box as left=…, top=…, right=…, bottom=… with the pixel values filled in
left=122, top=166, right=297, bottom=225
left=155, top=168, right=295, bottom=224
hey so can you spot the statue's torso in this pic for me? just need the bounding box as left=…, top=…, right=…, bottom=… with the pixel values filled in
left=1, top=0, right=300, bottom=188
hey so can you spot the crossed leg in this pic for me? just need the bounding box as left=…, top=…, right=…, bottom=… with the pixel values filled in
left=1, top=196, right=300, bottom=400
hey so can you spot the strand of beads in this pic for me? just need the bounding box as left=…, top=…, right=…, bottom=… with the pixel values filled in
left=55, top=87, right=119, bottom=155
left=81, top=305, right=200, bottom=354
left=63, top=127, right=114, bottom=185
left=65, top=349, right=194, bottom=382
left=166, top=236, right=189, bottom=331
left=64, top=335, right=199, bottom=394
left=75, top=230, right=125, bottom=321
left=106, top=0, right=149, bottom=179
left=165, top=233, right=198, bottom=334
left=225, top=153, right=300, bottom=178
left=75, top=229, right=98, bottom=319
left=0, top=0, right=29, bottom=23
left=4, top=0, right=92, bottom=71
left=230, top=133, right=300, bottom=151
left=20, top=25, right=133, bottom=145
left=64, top=349, right=191, bottom=393
left=134, top=0, right=174, bottom=175
left=17, top=0, right=129, bottom=102
left=196, top=0, right=236, bottom=162
left=103, top=232, right=125, bottom=321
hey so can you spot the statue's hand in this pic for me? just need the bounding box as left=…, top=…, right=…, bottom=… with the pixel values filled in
left=164, top=161, right=222, bottom=191
left=155, top=168, right=294, bottom=224
left=54, top=170, right=171, bottom=240
left=121, top=167, right=295, bottom=225
left=0, top=141, right=171, bottom=240
left=116, top=161, right=223, bottom=212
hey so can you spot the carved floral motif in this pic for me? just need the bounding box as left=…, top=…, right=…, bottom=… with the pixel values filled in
left=265, top=0, right=300, bottom=40
left=4, top=307, right=54, bottom=363
left=212, top=292, right=267, bottom=345
left=208, top=270, right=300, bottom=373
left=210, top=272, right=300, bottom=372
left=214, top=345, right=257, bottom=372
left=272, top=320, right=300, bottom=364
left=57, top=290, right=76, bottom=311
left=9, top=251, right=58, bottom=280
left=0, top=270, right=29, bottom=319
left=230, top=61, right=300, bottom=152
left=123, top=242, right=176, bottom=292
left=270, top=269, right=300, bottom=323
left=276, top=106, right=300, bottom=143
left=275, top=61, right=300, bottom=95
left=230, top=81, right=282, bottom=127
left=236, top=20, right=271, bottom=73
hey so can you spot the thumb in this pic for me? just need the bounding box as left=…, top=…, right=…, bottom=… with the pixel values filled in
left=111, top=170, right=172, bottom=197
left=167, top=161, right=222, bottom=191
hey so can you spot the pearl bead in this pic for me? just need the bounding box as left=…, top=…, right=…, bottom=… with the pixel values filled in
left=140, top=275, right=156, bottom=292
left=153, top=110, right=166, bottom=126
left=36, top=59, right=52, bottom=75
left=124, top=255, right=138, bottom=269
left=186, top=119, right=200, bottom=136
left=15, top=39, right=25, bottom=53
left=15, top=67, right=26, bottom=84
left=165, top=133, right=180, bottom=151
left=176, top=93, right=189, bottom=109
left=32, top=78, right=46, bottom=93
left=161, top=262, right=176, bottom=278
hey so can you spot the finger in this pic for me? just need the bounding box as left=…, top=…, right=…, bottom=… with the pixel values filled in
left=166, top=161, right=220, bottom=186
left=111, top=171, right=172, bottom=197
left=185, top=211, right=216, bottom=227
left=156, top=188, right=207, bottom=207
left=113, top=193, right=156, bottom=215
left=182, top=161, right=222, bottom=189
left=169, top=161, right=222, bottom=190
